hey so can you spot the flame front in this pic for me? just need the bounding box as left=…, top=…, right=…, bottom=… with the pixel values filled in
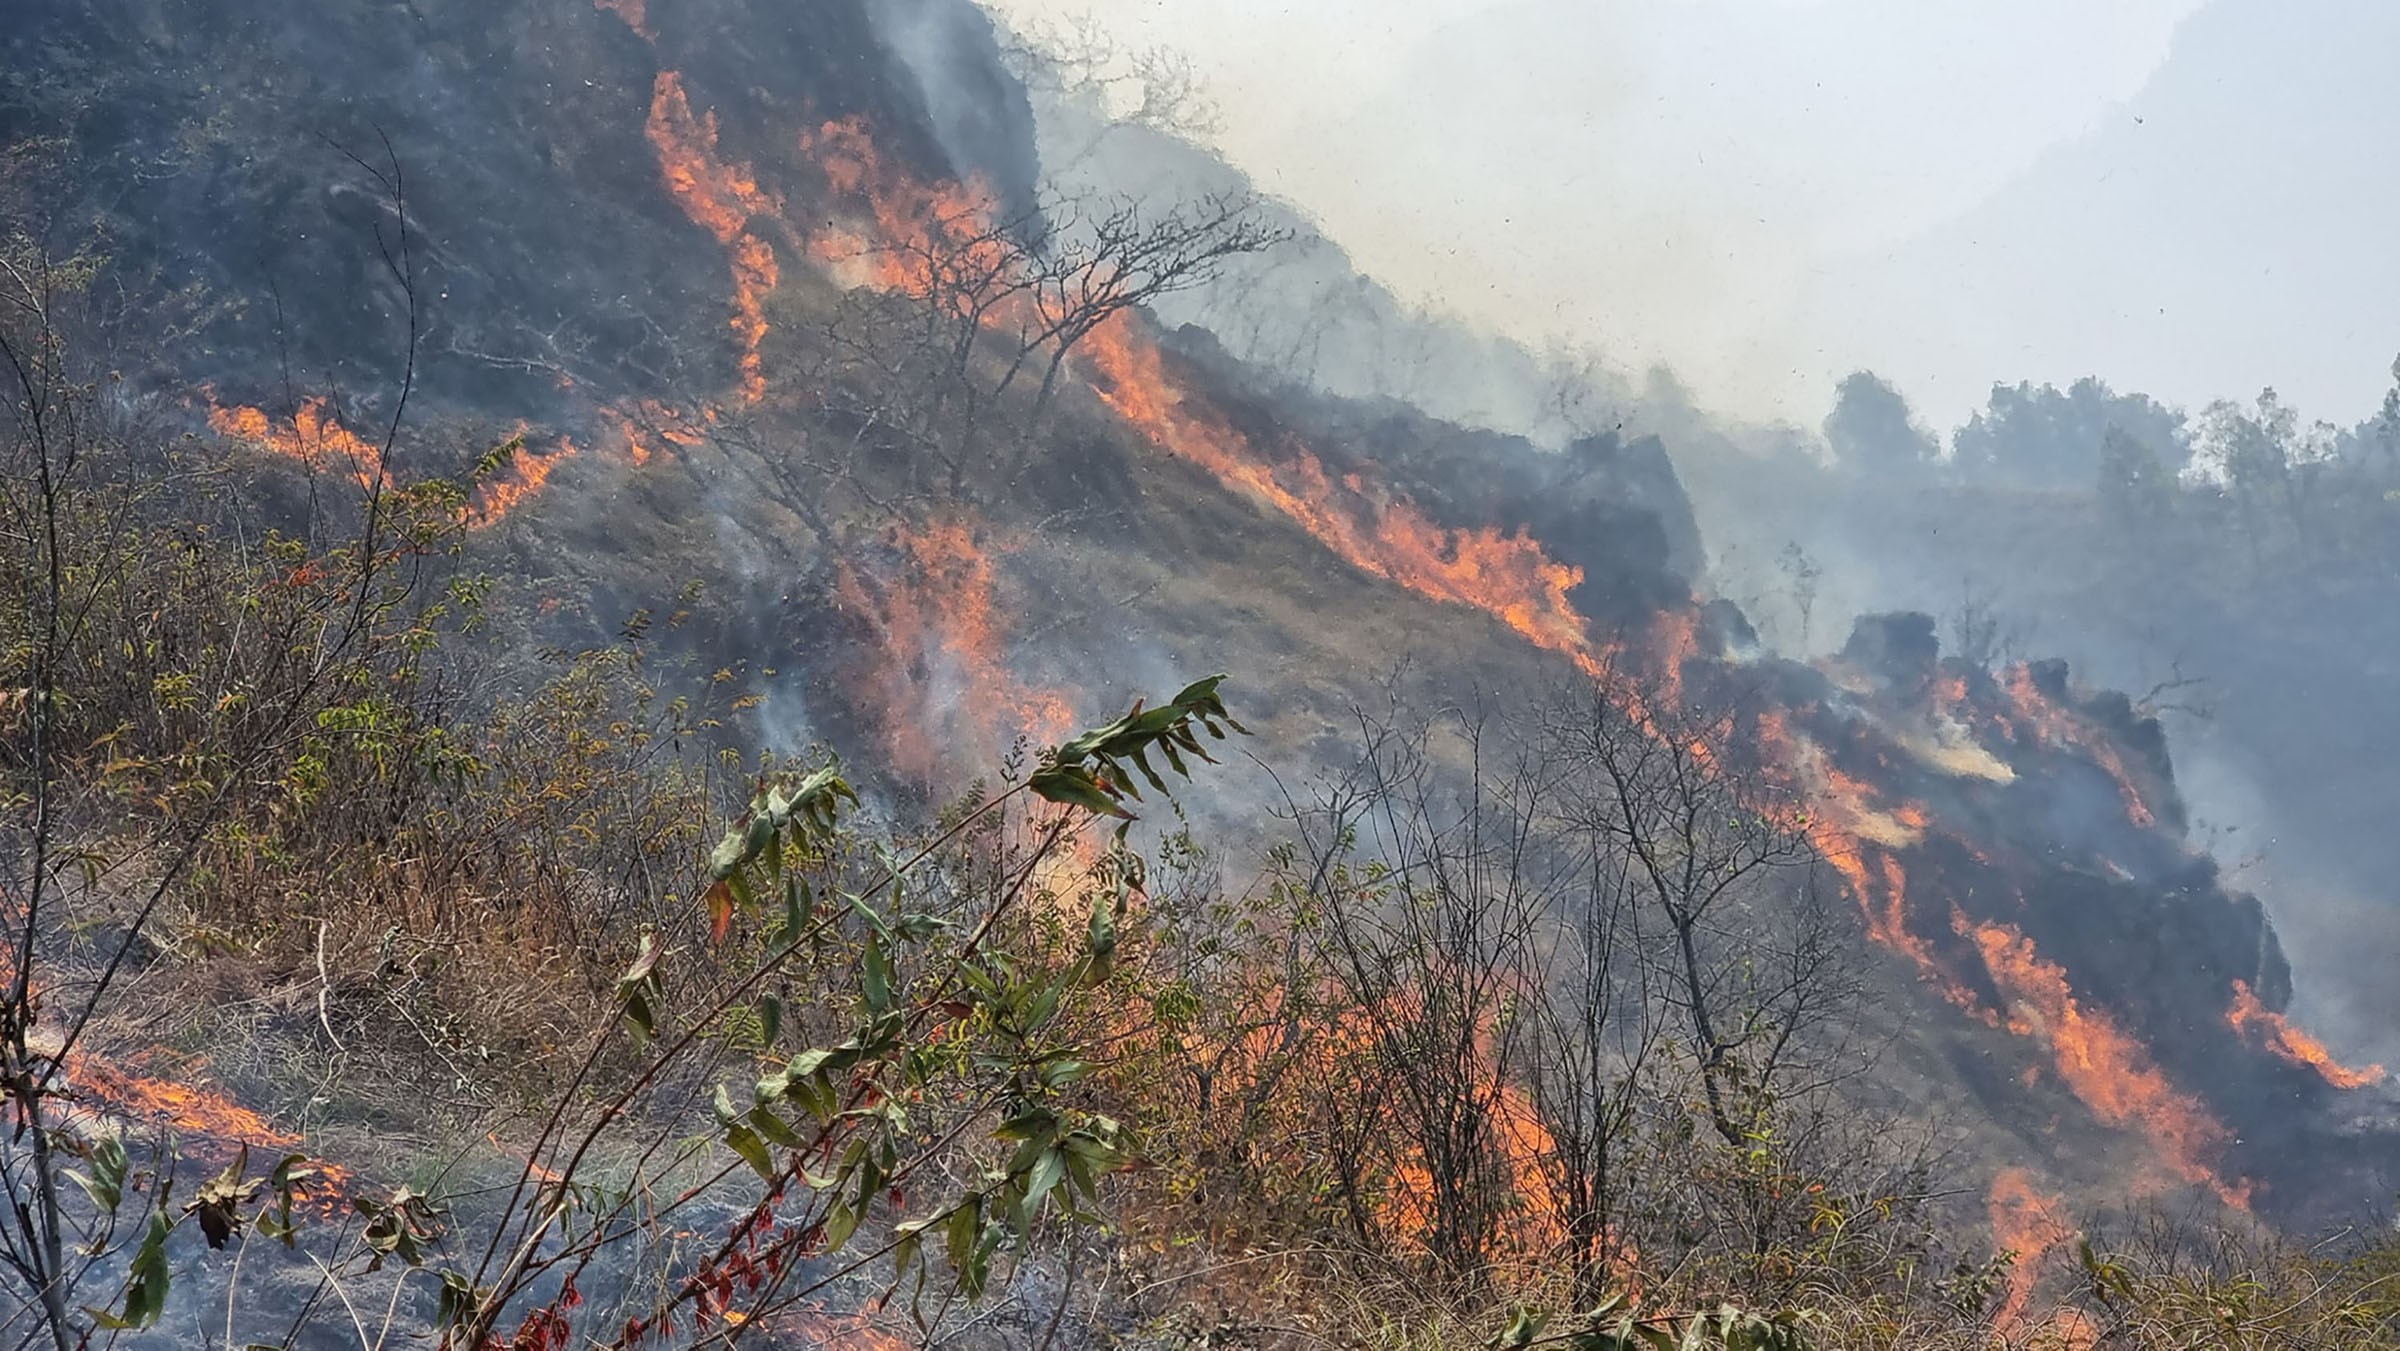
left=645, top=72, right=781, bottom=402
left=2226, top=979, right=2384, bottom=1089
left=835, top=518, right=1078, bottom=785
left=64, top=1052, right=351, bottom=1203
left=207, top=398, right=591, bottom=529
left=1986, top=1168, right=2087, bottom=1343
left=764, top=106, right=2266, bottom=1212
left=1082, top=316, right=1594, bottom=662
left=71, top=1055, right=299, bottom=1147
left=1966, top=920, right=2245, bottom=1207
left=466, top=435, right=579, bottom=527
left=2003, top=665, right=2156, bottom=829
left=207, top=396, right=385, bottom=490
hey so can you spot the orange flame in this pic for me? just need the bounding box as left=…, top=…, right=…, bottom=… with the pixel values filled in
left=782, top=119, right=1598, bottom=668
left=1986, top=1168, right=2080, bottom=1337
left=835, top=518, right=1078, bottom=784
left=487, top=1132, right=563, bottom=1185
left=2003, top=666, right=2156, bottom=829
left=2226, top=980, right=2384, bottom=1089
left=207, top=396, right=385, bottom=490
left=464, top=436, right=578, bottom=528
left=1082, top=317, right=1594, bottom=662
left=792, top=1310, right=911, bottom=1349
left=798, top=116, right=1016, bottom=302
left=1745, top=709, right=2010, bottom=1025
left=597, top=399, right=706, bottom=467
left=1966, top=920, right=2245, bottom=1207
left=646, top=72, right=781, bottom=402
left=774, top=115, right=2259, bottom=1212
left=209, top=398, right=601, bottom=527
left=71, top=1056, right=299, bottom=1147
left=1378, top=1078, right=1562, bottom=1255
left=593, top=0, right=652, bottom=41
left=65, top=1053, right=352, bottom=1200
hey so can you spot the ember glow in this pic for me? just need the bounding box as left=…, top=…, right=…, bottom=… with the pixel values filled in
left=1967, top=920, right=2246, bottom=1207
left=2227, top=979, right=2385, bottom=1089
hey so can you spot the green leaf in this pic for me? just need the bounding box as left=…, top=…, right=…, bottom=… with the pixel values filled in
left=91, top=1212, right=171, bottom=1329
left=862, top=932, right=893, bottom=1014
left=1081, top=889, right=1117, bottom=986
left=1501, top=1306, right=1548, bottom=1347
left=435, top=1270, right=492, bottom=1333
left=825, top=1197, right=861, bottom=1252
left=1038, top=1059, right=1090, bottom=1089
left=356, top=1187, right=444, bottom=1271
left=756, top=993, right=783, bottom=1049
left=1579, top=1293, right=1629, bottom=1324
left=1030, top=677, right=1244, bottom=821
left=708, top=767, right=858, bottom=882
left=946, top=1199, right=981, bottom=1277
left=1023, top=978, right=1063, bottom=1031
left=615, top=932, right=664, bottom=1045
left=1027, top=763, right=1128, bottom=818
left=66, top=1133, right=128, bottom=1213
left=185, top=1147, right=262, bottom=1249
left=722, top=1122, right=775, bottom=1180
left=748, top=1104, right=804, bottom=1150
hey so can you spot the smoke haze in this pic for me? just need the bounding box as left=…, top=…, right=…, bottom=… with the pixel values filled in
left=986, top=0, right=2390, bottom=425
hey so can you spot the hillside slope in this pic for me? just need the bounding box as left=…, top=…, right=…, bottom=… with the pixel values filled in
left=5, top=0, right=2395, bottom=1326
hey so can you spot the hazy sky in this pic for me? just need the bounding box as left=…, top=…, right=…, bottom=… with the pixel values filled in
left=983, top=0, right=2396, bottom=428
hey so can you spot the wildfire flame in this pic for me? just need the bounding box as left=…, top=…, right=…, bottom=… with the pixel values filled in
left=1966, top=920, right=2246, bottom=1208
left=596, top=399, right=706, bottom=467
left=208, top=398, right=591, bottom=529
left=465, top=435, right=579, bottom=528
left=775, top=109, right=2267, bottom=1211
left=834, top=518, right=1078, bottom=785
left=778, top=115, right=1598, bottom=669
left=64, top=1052, right=351, bottom=1204
left=1986, top=1168, right=2082, bottom=1340
left=593, top=0, right=652, bottom=41
left=70, top=1055, right=300, bottom=1147
left=798, top=115, right=1017, bottom=303
left=645, top=72, right=782, bottom=402
left=2226, top=980, right=2384, bottom=1089
left=1378, top=1066, right=1563, bottom=1254
left=207, top=396, right=385, bottom=490
left=1082, top=316, right=1594, bottom=662
left=793, top=1309, right=911, bottom=1349
left=2003, top=665, right=2157, bottom=829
